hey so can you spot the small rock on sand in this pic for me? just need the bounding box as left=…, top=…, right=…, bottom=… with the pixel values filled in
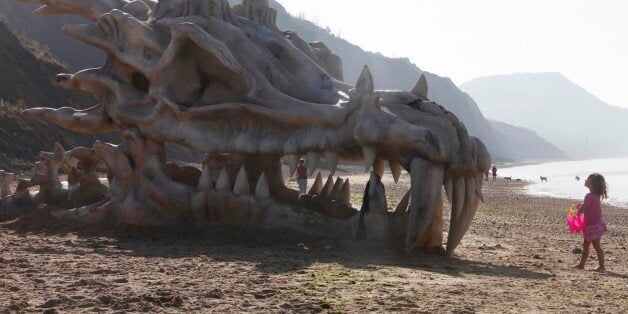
left=207, top=289, right=223, bottom=299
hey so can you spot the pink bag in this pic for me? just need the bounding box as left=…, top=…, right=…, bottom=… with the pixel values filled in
left=566, top=214, right=585, bottom=233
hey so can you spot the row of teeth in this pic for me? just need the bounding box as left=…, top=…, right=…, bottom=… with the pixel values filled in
left=195, top=163, right=354, bottom=207
left=306, top=172, right=352, bottom=205
left=282, top=149, right=487, bottom=211
left=283, top=147, right=404, bottom=182
left=196, top=165, right=270, bottom=201
left=281, top=151, right=487, bottom=254
left=283, top=149, right=485, bottom=206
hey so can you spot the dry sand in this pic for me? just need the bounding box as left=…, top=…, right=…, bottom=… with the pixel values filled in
left=1, top=171, right=626, bottom=313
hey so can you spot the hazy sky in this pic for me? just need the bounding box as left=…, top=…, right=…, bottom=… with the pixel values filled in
left=277, top=0, right=628, bottom=108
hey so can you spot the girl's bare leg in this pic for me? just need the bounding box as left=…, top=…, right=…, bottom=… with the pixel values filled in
left=592, top=239, right=605, bottom=271
left=573, top=240, right=591, bottom=269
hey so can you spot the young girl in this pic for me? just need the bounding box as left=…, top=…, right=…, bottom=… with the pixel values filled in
left=573, top=173, right=608, bottom=271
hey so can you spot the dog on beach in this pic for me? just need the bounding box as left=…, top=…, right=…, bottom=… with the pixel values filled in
left=504, top=177, right=512, bottom=181
left=540, top=176, right=548, bottom=182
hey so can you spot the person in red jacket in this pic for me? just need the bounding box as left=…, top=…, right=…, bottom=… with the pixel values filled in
left=296, top=159, right=308, bottom=194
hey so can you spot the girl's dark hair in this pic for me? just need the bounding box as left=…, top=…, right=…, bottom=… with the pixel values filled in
left=588, top=173, right=608, bottom=199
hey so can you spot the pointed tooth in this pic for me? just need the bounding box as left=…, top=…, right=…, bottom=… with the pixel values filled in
left=255, top=173, right=270, bottom=200
left=321, top=174, right=335, bottom=196
left=461, top=178, right=479, bottom=234
left=452, top=177, right=465, bottom=219
left=198, top=164, right=214, bottom=191
left=475, top=174, right=485, bottom=203
left=405, top=158, right=445, bottom=254
left=389, top=161, right=403, bottom=183
left=339, top=179, right=351, bottom=205
left=233, top=166, right=250, bottom=196
left=410, top=74, right=429, bottom=98
left=356, top=65, right=374, bottom=93
left=395, top=190, right=411, bottom=213
left=216, top=167, right=231, bottom=192
left=373, top=159, right=385, bottom=178
left=446, top=177, right=478, bottom=255
left=286, top=155, right=300, bottom=177
left=306, top=151, right=321, bottom=173
left=308, top=172, right=324, bottom=195
left=324, top=151, right=338, bottom=176
left=330, top=177, right=344, bottom=199
left=368, top=172, right=388, bottom=213
left=444, top=177, right=453, bottom=205
left=362, top=147, right=377, bottom=173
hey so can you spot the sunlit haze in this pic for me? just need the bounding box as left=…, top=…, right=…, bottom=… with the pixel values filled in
left=278, top=0, right=628, bottom=108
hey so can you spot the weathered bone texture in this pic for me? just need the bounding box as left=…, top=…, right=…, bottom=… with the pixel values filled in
left=3, top=0, right=491, bottom=254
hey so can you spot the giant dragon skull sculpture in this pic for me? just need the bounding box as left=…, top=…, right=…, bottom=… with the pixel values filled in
left=5, top=0, right=490, bottom=254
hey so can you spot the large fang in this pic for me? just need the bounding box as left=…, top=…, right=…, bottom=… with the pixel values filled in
left=389, top=160, right=403, bottom=183
left=233, top=166, right=250, bottom=196
left=216, top=166, right=231, bottom=192
left=405, top=158, right=445, bottom=254
left=475, top=174, right=485, bottom=203
left=306, top=151, right=320, bottom=173
left=373, top=159, right=385, bottom=178
left=444, top=177, right=453, bottom=205
left=395, top=189, right=411, bottom=213
left=362, top=147, right=377, bottom=173
left=446, top=177, right=478, bottom=254
left=461, top=177, right=480, bottom=235
left=308, top=172, right=323, bottom=195
left=452, top=177, right=465, bottom=219
left=255, top=173, right=270, bottom=200
left=325, top=151, right=338, bottom=176
left=198, top=164, right=214, bottom=191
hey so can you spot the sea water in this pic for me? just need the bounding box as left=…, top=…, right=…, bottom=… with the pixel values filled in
left=499, top=158, right=628, bottom=209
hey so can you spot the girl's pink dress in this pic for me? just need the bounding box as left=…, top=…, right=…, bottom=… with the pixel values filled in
left=582, top=193, right=607, bottom=241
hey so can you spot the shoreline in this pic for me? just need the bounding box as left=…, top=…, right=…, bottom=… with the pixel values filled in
left=496, top=159, right=628, bottom=209
left=497, top=155, right=628, bottom=169
left=1, top=174, right=626, bottom=312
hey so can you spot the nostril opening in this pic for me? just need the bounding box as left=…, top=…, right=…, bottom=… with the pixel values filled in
left=131, top=72, right=150, bottom=93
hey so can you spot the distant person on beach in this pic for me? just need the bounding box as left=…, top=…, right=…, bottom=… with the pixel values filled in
left=296, top=159, right=308, bottom=194
left=485, top=171, right=489, bottom=181
left=573, top=173, right=608, bottom=271
left=491, top=165, right=497, bottom=181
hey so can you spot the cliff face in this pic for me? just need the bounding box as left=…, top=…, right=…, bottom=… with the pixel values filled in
left=0, top=20, right=93, bottom=109
left=0, top=21, right=112, bottom=169
left=0, top=1, right=105, bottom=71
left=490, top=120, right=565, bottom=161
left=461, top=73, right=628, bottom=158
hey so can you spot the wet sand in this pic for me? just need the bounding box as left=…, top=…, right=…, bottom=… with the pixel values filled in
left=1, top=172, right=626, bottom=313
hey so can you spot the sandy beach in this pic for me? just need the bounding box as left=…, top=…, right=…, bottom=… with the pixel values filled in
left=1, top=171, right=626, bottom=313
